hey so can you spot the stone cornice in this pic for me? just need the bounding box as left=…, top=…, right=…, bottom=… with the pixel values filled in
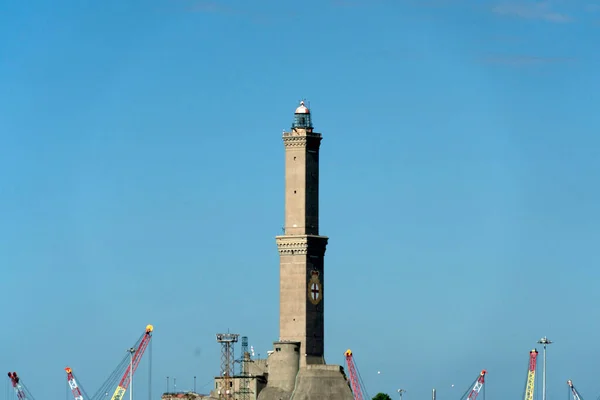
left=282, top=135, right=307, bottom=148
left=275, top=235, right=328, bottom=256
left=282, top=130, right=323, bottom=149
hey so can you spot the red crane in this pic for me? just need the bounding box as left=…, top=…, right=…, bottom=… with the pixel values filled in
left=460, top=370, right=487, bottom=400
left=7, top=372, right=35, bottom=400
left=344, top=349, right=368, bottom=400
left=65, top=367, right=85, bottom=400
left=110, top=324, right=153, bottom=400
left=67, top=325, right=154, bottom=400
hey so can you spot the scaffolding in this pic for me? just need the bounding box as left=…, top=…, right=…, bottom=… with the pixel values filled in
left=216, top=333, right=239, bottom=399
left=236, top=336, right=253, bottom=400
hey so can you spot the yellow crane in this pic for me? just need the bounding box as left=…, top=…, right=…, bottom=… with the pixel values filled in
left=524, top=349, right=539, bottom=400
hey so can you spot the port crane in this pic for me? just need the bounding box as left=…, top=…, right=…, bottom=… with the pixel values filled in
left=7, top=372, right=35, bottom=400
left=344, top=349, right=487, bottom=400
left=567, top=380, right=584, bottom=400
left=110, top=324, right=153, bottom=400
left=65, top=367, right=91, bottom=400
left=66, top=325, right=153, bottom=400
left=459, top=370, right=487, bottom=400
left=344, top=349, right=369, bottom=400
left=524, top=349, right=539, bottom=400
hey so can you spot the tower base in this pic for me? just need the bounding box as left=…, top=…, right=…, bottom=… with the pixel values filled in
left=290, top=365, right=354, bottom=400
left=257, top=364, right=354, bottom=400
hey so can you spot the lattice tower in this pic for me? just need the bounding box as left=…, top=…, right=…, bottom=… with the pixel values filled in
left=216, top=333, right=239, bottom=399
left=236, top=336, right=253, bottom=400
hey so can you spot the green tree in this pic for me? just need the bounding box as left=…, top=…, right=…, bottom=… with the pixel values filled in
left=373, top=393, right=393, bottom=400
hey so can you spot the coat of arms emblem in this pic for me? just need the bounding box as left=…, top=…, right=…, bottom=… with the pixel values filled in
left=308, top=270, right=322, bottom=305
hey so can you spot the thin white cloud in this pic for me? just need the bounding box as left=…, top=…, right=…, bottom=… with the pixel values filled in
left=481, top=55, right=577, bottom=66
left=492, top=1, right=573, bottom=22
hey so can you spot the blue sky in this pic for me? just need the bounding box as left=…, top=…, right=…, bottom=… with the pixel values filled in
left=1, top=0, right=599, bottom=399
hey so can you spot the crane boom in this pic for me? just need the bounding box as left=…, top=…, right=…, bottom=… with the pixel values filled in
left=110, top=325, right=154, bottom=400
left=524, top=349, right=539, bottom=400
left=344, top=349, right=367, bottom=400
left=465, top=370, right=487, bottom=400
left=567, top=380, right=584, bottom=400
left=65, top=367, right=84, bottom=400
left=7, top=372, right=31, bottom=400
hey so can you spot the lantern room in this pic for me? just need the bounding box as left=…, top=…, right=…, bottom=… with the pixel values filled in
left=292, top=100, right=313, bottom=129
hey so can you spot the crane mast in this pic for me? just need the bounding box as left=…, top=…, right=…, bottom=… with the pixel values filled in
left=65, top=367, right=84, bottom=400
left=524, top=349, right=539, bottom=400
left=567, top=380, right=583, bottom=400
left=110, top=324, right=154, bottom=400
left=465, top=370, right=487, bottom=400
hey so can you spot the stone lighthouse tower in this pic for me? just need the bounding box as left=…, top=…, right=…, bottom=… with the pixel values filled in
left=257, top=101, right=354, bottom=400
left=276, top=100, right=328, bottom=367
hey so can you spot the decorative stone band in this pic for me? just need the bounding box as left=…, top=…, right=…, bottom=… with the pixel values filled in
left=275, top=235, right=329, bottom=256
left=282, top=131, right=323, bottom=149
